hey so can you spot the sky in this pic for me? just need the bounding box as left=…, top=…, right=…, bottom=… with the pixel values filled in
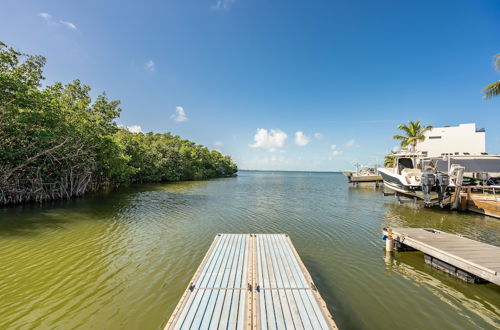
left=1, top=0, right=500, bottom=171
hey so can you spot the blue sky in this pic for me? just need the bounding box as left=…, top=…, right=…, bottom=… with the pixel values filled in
left=1, top=0, right=500, bottom=171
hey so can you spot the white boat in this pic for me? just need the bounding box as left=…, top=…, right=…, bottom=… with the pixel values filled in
left=378, top=152, right=461, bottom=205
left=342, top=164, right=383, bottom=183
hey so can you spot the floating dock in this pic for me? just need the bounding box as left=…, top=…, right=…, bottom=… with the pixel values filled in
left=384, top=228, right=500, bottom=285
left=165, top=233, right=337, bottom=329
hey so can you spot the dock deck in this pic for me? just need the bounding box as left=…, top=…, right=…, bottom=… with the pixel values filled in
left=165, top=234, right=337, bottom=329
left=385, top=228, right=500, bottom=285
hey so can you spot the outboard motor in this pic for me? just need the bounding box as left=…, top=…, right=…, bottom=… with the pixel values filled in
left=436, top=173, right=450, bottom=205
left=421, top=172, right=436, bottom=205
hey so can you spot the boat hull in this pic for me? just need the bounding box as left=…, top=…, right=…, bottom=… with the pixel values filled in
left=378, top=168, right=441, bottom=201
left=349, top=175, right=383, bottom=182
left=342, top=171, right=382, bottom=183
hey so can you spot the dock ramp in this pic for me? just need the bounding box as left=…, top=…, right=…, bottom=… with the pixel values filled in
left=165, top=234, right=337, bottom=329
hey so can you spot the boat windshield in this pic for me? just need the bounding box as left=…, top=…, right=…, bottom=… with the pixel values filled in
left=397, top=158, right=414, bottom=174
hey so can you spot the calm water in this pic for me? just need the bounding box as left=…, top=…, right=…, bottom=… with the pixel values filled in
left=0, top=171, right=499, bottom=329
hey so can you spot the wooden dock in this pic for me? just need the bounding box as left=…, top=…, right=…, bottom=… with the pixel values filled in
left=462, top=189, right=500, bottom=219
left=165, top=234, right=337, bottom=329
left=384, top=228, right=500, bottom=285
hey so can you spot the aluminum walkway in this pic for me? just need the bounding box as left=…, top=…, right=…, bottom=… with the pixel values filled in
left=385, top=228, right=500, bottom=285
left=165, top=234, right=337, bottom=329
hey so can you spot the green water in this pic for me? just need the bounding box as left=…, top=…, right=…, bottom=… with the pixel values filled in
left=0, top=171, right=499, bottom=329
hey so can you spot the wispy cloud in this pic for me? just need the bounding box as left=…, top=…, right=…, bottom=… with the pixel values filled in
left=330, top=144, right=342, bottom=156
left=249, top=128, right=287, bottom=152
left=172, top=106, right=188, bottom=122
left=211, top=0, right=236, bottom=10
left=39, top=12, right=77, bottom=30
left=345, top=139, right=358, bottom=147
left=214, top=141, right=224, bottom=146
left=314, top=133, right=324, bottom=140
left=59, top=20, right=77, bottom=30
left=145, top=60, right=155, bottom=72
left=294, top=131, right=310, bottom=146
left=39, top=12, right=53, bottom=23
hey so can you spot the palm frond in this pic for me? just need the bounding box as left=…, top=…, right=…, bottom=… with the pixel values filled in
left=396, top=124, right=411, bottom=135
left=384, top=153, right=396, bottom=167
left=483, top=81, right=500, bottom=99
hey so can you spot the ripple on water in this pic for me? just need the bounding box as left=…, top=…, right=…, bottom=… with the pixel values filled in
left=0, top=171, right=499, bottom=329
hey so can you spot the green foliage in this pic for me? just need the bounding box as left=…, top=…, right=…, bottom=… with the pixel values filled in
left=483, top=54, right=500, bottom=99
left=483, top=81, right=500, bottom=99
left=393, top=120, right=432, bottom=151
left=384, top=153, right=396, bottom=168
left=113, top=130, right=237, bottom=183
left=0, top=41, right=237, bottom=205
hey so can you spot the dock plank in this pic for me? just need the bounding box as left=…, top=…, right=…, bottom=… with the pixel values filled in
left=165, top=234, right=337, bottom=329
left=255, top=234, right=336, bottom=330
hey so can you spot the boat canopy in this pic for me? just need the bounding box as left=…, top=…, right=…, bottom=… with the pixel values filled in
left=431, top=156, right=500, bottom=173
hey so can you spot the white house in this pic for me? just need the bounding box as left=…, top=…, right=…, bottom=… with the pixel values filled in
left=416, top=123, right=486, bottom=157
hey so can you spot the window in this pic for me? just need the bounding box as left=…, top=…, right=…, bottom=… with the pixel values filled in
left=429, top=136, right=442, bottom=139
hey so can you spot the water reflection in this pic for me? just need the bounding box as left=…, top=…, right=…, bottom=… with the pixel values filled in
left=383, top=251, right=500, bottom=328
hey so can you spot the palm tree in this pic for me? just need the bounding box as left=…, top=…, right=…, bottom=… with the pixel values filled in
left=483, top=54, right=500, bottom=99
left=393, top=120, right=432, bottom=152
left=384, top=152, right=396, bottom=168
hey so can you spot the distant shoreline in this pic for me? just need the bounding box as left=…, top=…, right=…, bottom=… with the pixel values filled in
left=238, top=169, right=342, bottom=174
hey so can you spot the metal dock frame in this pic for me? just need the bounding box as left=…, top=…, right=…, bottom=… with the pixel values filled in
left=165, top=233, right=337, bottom=329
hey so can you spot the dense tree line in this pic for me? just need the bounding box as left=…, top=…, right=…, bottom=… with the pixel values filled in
left=0, top=42, right=237, bottom=205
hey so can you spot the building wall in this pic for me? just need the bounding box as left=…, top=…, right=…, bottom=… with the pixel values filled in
left=416, top=123, right=486, bottom=157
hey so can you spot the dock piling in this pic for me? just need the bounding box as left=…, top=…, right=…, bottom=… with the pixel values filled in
left=385, top=228, right=394, bottom=252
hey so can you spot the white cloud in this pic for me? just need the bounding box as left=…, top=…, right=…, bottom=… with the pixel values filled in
left=345, top=139, right=356, bottom=147
left=330, top=144, right=342, bottom=156
left=249, top=128, right=287, bottom=152
left=127, top=125, right=142, bottom=133
left=331, top=150, right=343, bottom=156
left=145, top=60, right=155, bottom=72
left=211, top=0, right=235, bottom=10
left=294, top=131, right=310, bottom=146
left=59, top=20, right=77, bottom=30
left=314, top=133, right=324, bottom=140
left=39, top=13, right=77, bottom=30
left=172, top=106, right=188, bottom=122
left=39, top=12, right=53, bottom=23
left=214, top=141, right=224, bottom=146
left=391, top=145, right=401, bottom=152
